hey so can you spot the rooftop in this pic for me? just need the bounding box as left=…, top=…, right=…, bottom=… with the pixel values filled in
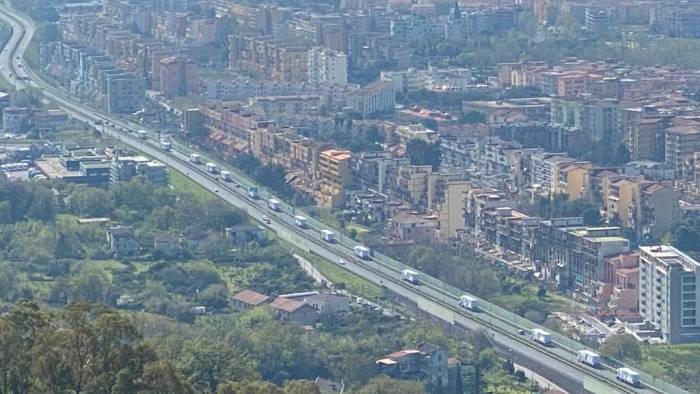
left=232, top=290, right=270, bottom=306
left=270, top=297, right=307, bottom=313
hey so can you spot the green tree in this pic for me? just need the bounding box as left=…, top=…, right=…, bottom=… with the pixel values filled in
left=601, top=334, right=641, bottom=362
left=458, top=111, right=487, bottom=124
left=355, top=375, right=425, bottom=394
left=179, top=339, right=260, bottom=393
left=406, top=139, right=441, bottom=171
left=31, top=303, right=157, bottom=393
left=140, top=360, right=195, bottom=394
left=69, top=266, right=112, bottom=304
left=0, top=301, right=47, bottom=393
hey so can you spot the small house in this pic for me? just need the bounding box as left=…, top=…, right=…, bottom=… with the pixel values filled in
left=270, top=297, right=318, bottom=326
left=225, top=224, right=266, bottom=244
left=153, top=232, right=179, bottom=253
left=304, top=293, right=350, bottom=315
left=106, top=225, right=138, bottom=256
left=232, top=289, right=270, bottom=312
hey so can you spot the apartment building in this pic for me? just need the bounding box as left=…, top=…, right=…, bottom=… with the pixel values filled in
left=393, top=165, right=433, bottom=208
left=462, top=98, right=551, bottom=125
left=316, top=149, right=353, bottom=208
left=424, top=170, right=470, bottom=238
left=620, top=107, right=669, bottom=162
left=464, top=189, right=513, bottom=241
left=308, top=46, right=348, bottom=85
left=250, top=128, right=319, bottom=177
left=552, top=98, right=621, bottom=142
left=352, top=151, right=410, bottom=194
left=530, top=152, right=575, bottom=196
left=249, top=95, right=322, bottom=115
left=110, top=156, right=167, bottom=186
left=482, top=207, right=540, bottom=262
left=665, top=123, right=700, bottom=178
left=601, top=175, right=679, bottom=239
left=389, top=211, right=438, bottom=243
left=557, top=161, right=592, bottom=200
left=603, top=252, right=640, bottom=315
left=198, top=101, right=275, bottom=141
left=347, top=80, right=395, bottom=118
left=158, top=55, right=199, bottom=97
left=535, top=220, right=629, bottom=300
left=229, top=33, right=309, bottom=82
left=639, top=245, right=700, bottom=344
left=105, top=72, right=144, bottom=114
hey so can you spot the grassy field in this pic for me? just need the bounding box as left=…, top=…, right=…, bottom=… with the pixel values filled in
left=298, top=250, right=383, bottom=300
left=168, top=170, right=215, bottom=202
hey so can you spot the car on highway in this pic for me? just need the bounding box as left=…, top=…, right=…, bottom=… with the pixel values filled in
left=262, top=215, right=270, bottom=224
left=337, top=259, right=346, bottom=265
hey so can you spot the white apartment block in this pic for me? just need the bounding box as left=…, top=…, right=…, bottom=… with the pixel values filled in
left=308, top=46, right=348, bottom=85
left=639, top=245, right=700, bottom=344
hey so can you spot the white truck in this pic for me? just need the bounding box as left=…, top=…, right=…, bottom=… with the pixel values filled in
left=206, top=162, right=219, bottom=174
left=576, top=350, right=601, bottom=367
left=459, top=295, right=479, bottom=311
left=160, top=140, right=171, bottom=151
left=616, top=368, right=640, bottom=387
left=248, top=186, right=258, bottom=199
left=530, top=328, right=552, bottom=346
left=294, top=215, right=307, bottom=228
left=268, top=198, right=281, bottom=211
left=353, top=245, right=371, bottom=260
left=190, top=153, right=201, bottom=164
left=321, top=229, right=336, bottom=243
left=137, top=129, right=148, bottom=139
left=220, top=170, right=232, bottom=181
left=401, top=269, right=420, bottom=284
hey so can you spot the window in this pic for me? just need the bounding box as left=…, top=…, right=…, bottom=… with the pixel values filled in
left=683, top=302, right=696, bottom=309
left=683, top=293, right=696, bottom=300
left=684, top=284, right=696, bottom=292
left=683, top=276, right=696, bottom=284
left=682, top=318, right=696, bottom=326
left=683, top=310, right=696, bottom=317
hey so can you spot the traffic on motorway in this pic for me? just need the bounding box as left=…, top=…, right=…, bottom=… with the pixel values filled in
left=0, top=5, right=687, bottom=394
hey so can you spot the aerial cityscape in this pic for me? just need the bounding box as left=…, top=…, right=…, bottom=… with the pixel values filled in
left=1, top=0, right=700, bottom=393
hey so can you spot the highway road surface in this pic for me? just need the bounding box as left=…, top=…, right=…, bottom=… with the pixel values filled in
left=0, top=5, right=689, bottom=394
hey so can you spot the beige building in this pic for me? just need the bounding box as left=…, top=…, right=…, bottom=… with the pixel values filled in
left=394, top=165, right=433, bottom=207
left=602, top=175, right=679, bottom=239
left=250, top=128, right=319, bottom=177
left=426, top=172, right=470, bottom=239
left=556, top=162, right=592, bottom=200
left=388, top=211, right=438, bottom=243
left=316, top=149, right=352, bottom=207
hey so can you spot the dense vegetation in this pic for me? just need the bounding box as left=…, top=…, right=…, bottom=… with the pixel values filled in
left=0, top=175, right=314, bottom=322
left=0, top=173, right=538, bottom=392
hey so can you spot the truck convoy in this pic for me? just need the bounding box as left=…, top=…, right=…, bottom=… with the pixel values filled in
left=616, top=368, right=640, bottom=387
left=401, top=269, right=420, bottom=284
left=459, top=295, right=479, bottom=311
left=268, top=198, right=281, bottom=211
left=294, top=215, right=307, bottom=228
left=190, top=153, right=201, bottom=164
left=160, top=140, right=171, bottom=151
left=353, top=245, right=371, bottom=260
left=576, top=350, right=601, bottom=368
left=530, top=328, right=552, bottom=346
left=137, top=130, right=147, bottom=139
left=321, top=229, right=336, bottom=243
left=206, top=162, right=219, bottom=174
